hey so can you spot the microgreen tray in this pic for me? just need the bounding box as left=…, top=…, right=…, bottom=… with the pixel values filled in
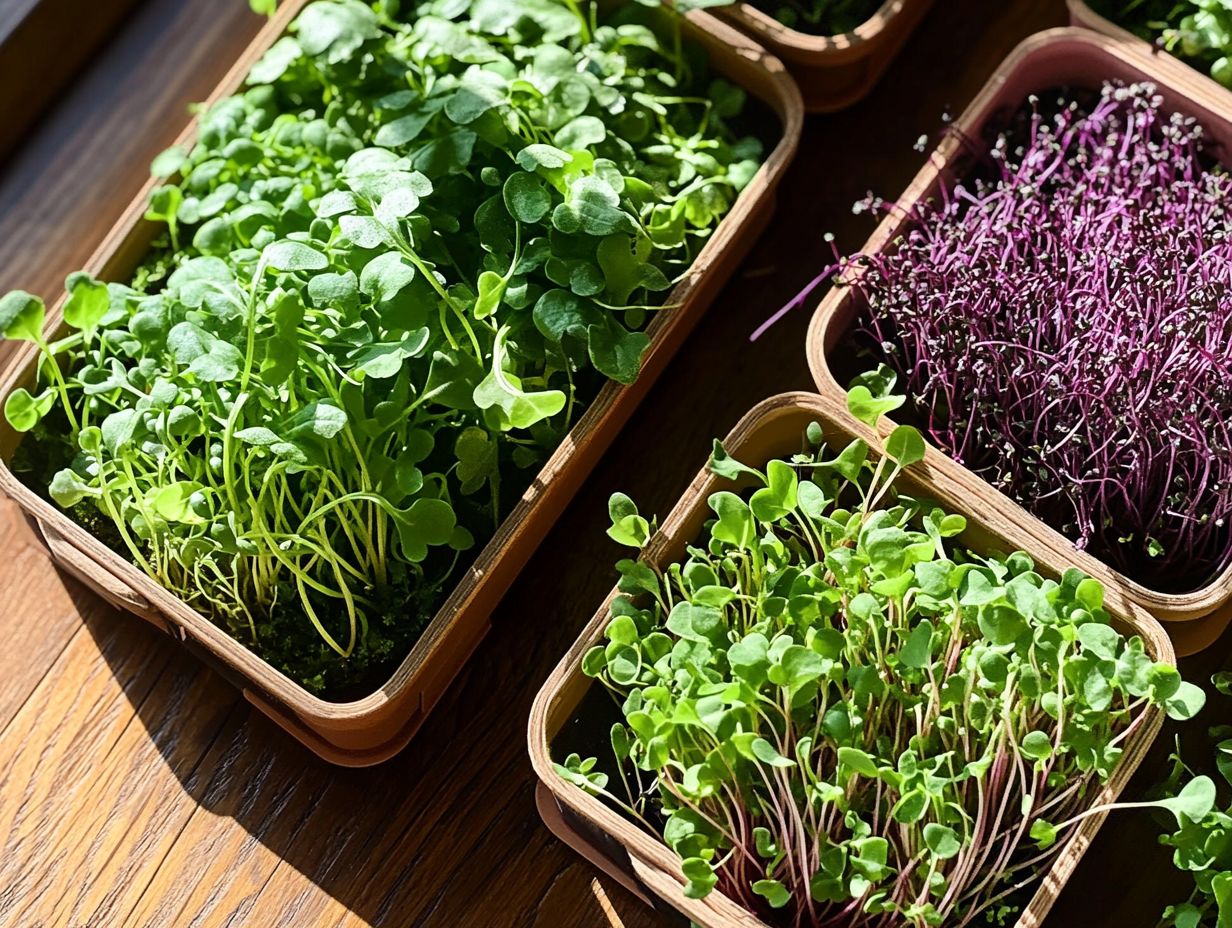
left=0, top=0, right=802, bottom=766
left=806, top=28, right=1232, bottom=658
left=528, top=390, right=1174, bottom=928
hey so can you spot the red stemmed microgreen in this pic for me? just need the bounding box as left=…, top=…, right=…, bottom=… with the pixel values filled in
left=779, top=82, right=1232, bottom=593
left=560, top=385, right=1210, bottom=928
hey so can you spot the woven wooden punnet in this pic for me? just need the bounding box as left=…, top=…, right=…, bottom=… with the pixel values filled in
left=0, top=0, right=803, bottom=765
left=529, top=390, right=1174, bottom=928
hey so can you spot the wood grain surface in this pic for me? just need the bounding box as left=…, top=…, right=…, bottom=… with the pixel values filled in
left=0, top=0, right=143, bottom=162
left=0, top=1, right=1220, bottom=926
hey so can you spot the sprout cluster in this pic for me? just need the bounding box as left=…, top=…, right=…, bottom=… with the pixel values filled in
left=847, top=82, right=1232, bottom=593
left=561, top=390, right=1209, bottom=928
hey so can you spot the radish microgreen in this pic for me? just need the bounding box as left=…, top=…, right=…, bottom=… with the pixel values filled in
left=563, top=388, right=1209, bottom=926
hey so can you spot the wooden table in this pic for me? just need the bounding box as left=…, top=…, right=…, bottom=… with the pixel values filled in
left=0, top=1, right=1223, bottom=925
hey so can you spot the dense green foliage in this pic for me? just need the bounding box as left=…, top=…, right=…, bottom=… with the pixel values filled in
left=1089, top=0, right=1232, bottom=87
left=1158, top=672, right=1232, bottom=928
left=562, top=388, right=1209, bottom=927
left=0, top=0, right=763, bottom=696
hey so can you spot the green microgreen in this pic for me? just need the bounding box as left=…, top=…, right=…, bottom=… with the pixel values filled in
left=1, top=0, right=764, bottom=695
left=1089, top=0, right=1232, bottom=88
left=1155, top=672, right=1232, bottom=928
left=561, top=388, right=1209, bottom=927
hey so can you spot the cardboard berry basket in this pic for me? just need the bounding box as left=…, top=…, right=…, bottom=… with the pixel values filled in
left=806, top=28, right=1232, bottom=658
left=0, top=0, right=802, bottom=766
left=528, top=390, right=1173, bottom=928
left=709, top=0, right=934, bottom=113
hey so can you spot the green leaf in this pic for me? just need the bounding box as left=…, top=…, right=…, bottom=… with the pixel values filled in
left=50, top=468, right=95, bottom=507
left=454, top=427, right=497, bottom=494
left=1077, top=622, right=1120, bottom=661
left=749, top=459, right=798, bottom=523
left=891, top=789, right=928, bottom=824
left=503, top=172, right=551, bottom=224
left=665, top=602, right=723, bottom=645
left=517, top=144, right=572, bottom=171
left=846, top=385, right=905, bottom=428
left=922, top=823, right=961, bottom=860
left=283, top=401, right=348, bottom=440
left=248, top=36, right=301, bottom=84
left=681, top=857, right=717, bottom=899
left=151, top=481, right=207, bottom=524
left=360, top=252, right=418, bottom=304
left=533, top=289, right=597, bottom=342
left=977, top=604, right=1028, bottom=646
left=709, top=440, right=762, bottom=482
left=150, top=146, right=188, bottom=177
left=473, top=365, right=566, bottom=431
left=101, top=409, right=140, bottom=455
left=392, top=497, right=457, bottom=563
left=473, top=271, right=506, bottom=321
left=773, top=645, right=826, bottom=692
left=0, top=291, right=45, bottom=342
left=564, top=175, right=632, bottom=236
left=751, top=738, right=795, bottom=769
left=752, top=879, right=790, bottom=909
left=4, top=387, right=54, bottom=432
left=958, top=569, right=1002, bottom=607
left=1030, top=819, right=1059, bottom=850
left=709, top=491, right=754, bottom=549
left=375, top=107, right=436, bottom=148
left=899, top=620, right=933, bottom=669
left=587, top=316, right=649, bottom=385
left=850, top=364, right=897, bottom=399
left=1155, top=777, right=1217, bottom=827
left=1075, top=577, right=1105, bottom=610
left=556, top=115, right=606, bottom=149
left=885, top=425, right=925, bottom=467
left=62, top=273, right=110, bottom=338
left=445, top=67, right=508, bottom=124
left=350, top=328, right=431, bottom=379
left=293, top=0, right=381, bottom=64
left=411, top=128, right=476, bottom=176
left=262, top=240, right=329, bottom=273
left=728, top=633, right=770, bottom=687
left=838, top=747, right=879, bottom=778
left=596, top=234, right=644, bottom=304
left=1163, top=681, right=1208, bottom=721
left=828, top=439, right=868, bottom=483
left=422, top=349, right=483, bottom=411
left=1020, top=730, right=1053, bottom=762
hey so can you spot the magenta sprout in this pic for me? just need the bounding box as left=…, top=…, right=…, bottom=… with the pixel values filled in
left=801, top=83, right=1232, bottom=593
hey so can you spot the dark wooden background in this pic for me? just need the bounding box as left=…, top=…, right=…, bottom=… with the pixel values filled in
left=0, top=0, right=1224, bottom=925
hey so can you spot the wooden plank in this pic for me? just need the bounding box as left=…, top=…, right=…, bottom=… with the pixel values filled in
left=0, top=499, right=88, bottom=731
left=0, top=0, right=143, bottom=161
left=0, top=614, right=171, bottom=923
left=0, top=0, right=264, bottom=365
left=123, top=711, right=335, bottom=928
left=0, top=656, right=236, bottom=928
